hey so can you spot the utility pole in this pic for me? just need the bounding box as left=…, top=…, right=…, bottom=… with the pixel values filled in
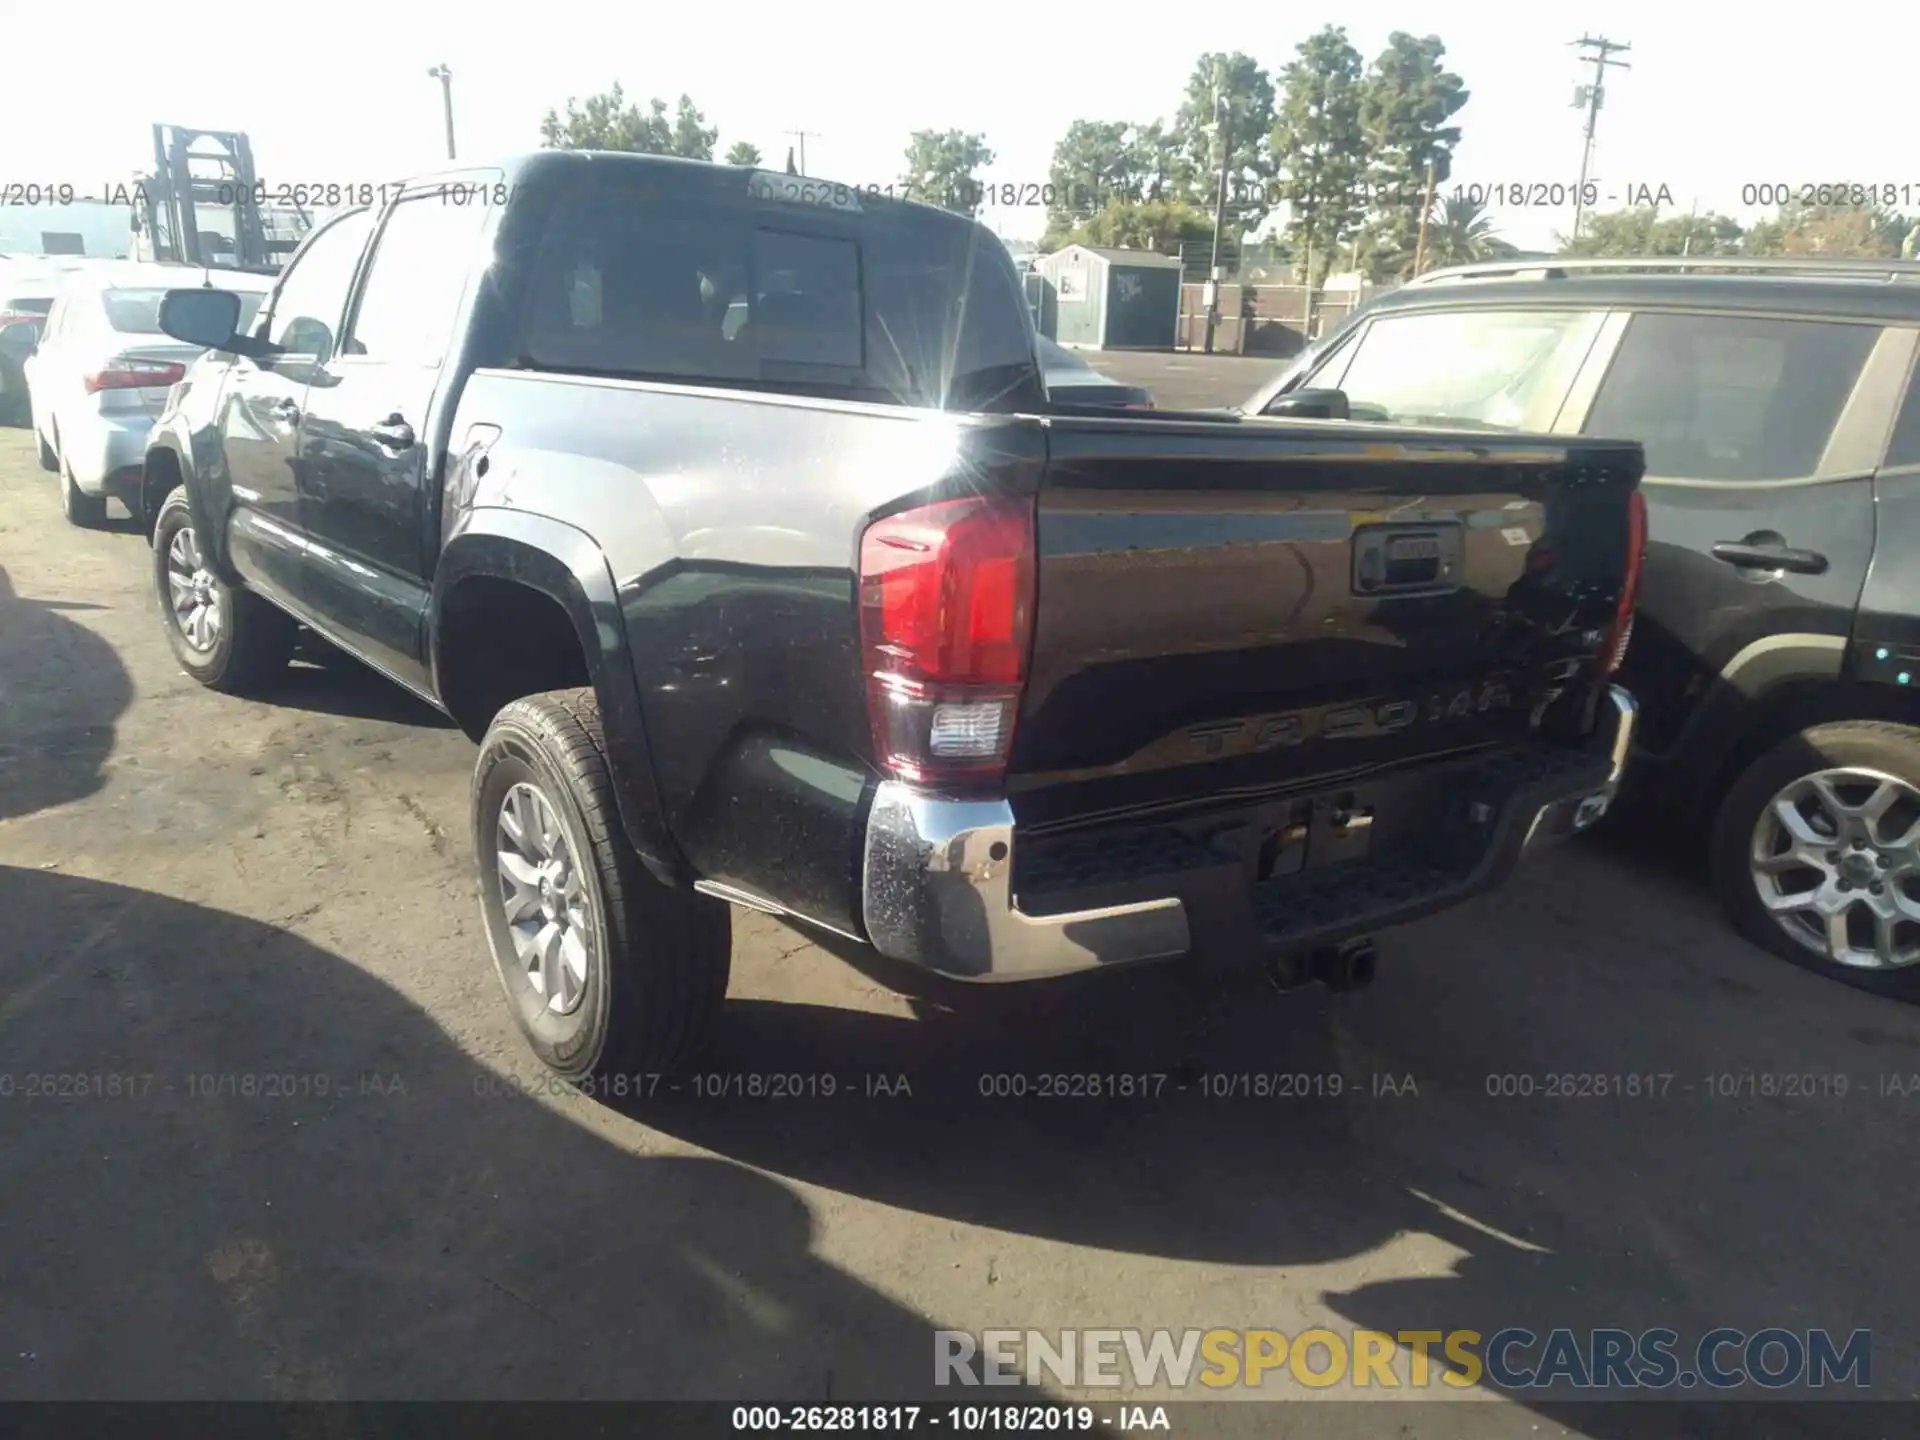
left=427, top=65, right=456, bottom=161
left=1569, top=35, right=1630, bottom=242
left=784, top=129, right=821, bottom=176
left=1203, top=77, right=1231, bottom=355
left=1411, top=160, right=1437, bottom=276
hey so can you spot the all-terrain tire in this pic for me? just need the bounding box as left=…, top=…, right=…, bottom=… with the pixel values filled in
left=151, top=489, right=297, bottom=693
left=473, top=688, right=731, bottom=1081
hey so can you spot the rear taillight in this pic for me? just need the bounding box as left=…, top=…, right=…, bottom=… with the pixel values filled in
left=1601, top=488, right=1648, bottom=677
left=859, top=493, right=1037, bottom=791
left=85, top=359, right=186, bottom=394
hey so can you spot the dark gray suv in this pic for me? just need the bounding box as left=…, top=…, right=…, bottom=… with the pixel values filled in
left=1244, top=257, right=1920, bottom=992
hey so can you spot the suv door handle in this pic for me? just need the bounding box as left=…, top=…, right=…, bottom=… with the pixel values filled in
left=1710, top=541, right=1829, bottom=576
left=368, top=415, right=415, bottom=450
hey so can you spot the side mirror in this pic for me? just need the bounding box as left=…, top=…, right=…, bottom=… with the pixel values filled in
left=1264, top=387, right=1351, bottom=421
left=0, top=320, right=40, bottom=358
left=158, top=287, right=241, bottom=347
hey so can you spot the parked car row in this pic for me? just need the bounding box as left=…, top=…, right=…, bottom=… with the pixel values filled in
left=21, top=263, right=271, bottom=523
left=125, top=151, right=1643, bottom=1083
left=1246, top=256, right=1920, bottom=989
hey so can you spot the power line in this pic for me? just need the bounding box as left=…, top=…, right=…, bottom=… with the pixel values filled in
left=1569, top=35, right=1631, bottom=241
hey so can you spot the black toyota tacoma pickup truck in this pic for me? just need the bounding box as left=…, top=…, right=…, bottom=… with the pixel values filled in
left=142, top=151, right=1645, bottom=1081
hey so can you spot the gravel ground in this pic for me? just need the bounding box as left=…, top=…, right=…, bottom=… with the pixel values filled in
left=3, top=416, right=1918, bottom=1436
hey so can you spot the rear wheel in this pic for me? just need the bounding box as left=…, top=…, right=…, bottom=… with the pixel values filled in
left=1710, top=720, right=1920, bottom=994
left=151, top=489, right=296, bottom=693
left=60, top=453, right=108, bottom=528
left=474, top=689, right=731, bottom=1081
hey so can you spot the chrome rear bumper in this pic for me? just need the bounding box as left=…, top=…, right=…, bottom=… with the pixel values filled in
left=861, top=686, right=1638, bottom=982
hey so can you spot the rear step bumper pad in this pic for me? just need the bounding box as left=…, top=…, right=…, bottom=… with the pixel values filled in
left=861, top=686, right=1638, bottom=982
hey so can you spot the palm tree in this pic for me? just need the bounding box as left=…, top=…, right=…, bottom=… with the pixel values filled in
left=1424, top=194, right=1507, bottom=268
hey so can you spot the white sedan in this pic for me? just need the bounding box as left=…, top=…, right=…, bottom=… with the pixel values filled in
left=27, top=263, right=270, bottom=526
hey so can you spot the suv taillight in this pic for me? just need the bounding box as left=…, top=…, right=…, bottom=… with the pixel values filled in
left=859, top=494, right=1037, bottom=791
left=1601, top=488, right=1648, bottom=677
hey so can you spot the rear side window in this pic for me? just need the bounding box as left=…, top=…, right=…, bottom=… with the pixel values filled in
left=1886, top=358, right=1920, bottom=469
left=1583, top=312, right=1877, bottom=481
left=516, top=172, right=1039, bottom=410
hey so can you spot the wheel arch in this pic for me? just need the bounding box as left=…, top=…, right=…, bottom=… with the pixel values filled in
left=1695, top=675, right=1920, bottom=821
left=432, top=513, right=687, bottom=885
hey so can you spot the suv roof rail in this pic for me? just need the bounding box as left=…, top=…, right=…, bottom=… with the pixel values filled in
left=1404, top=256, right=1920, bottom=287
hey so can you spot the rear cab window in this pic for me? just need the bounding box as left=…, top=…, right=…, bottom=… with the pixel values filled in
left=513, top=165, right=1042, bottom=411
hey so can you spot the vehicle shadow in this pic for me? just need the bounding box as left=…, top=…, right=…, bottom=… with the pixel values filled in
left=0, top=563, right=132, bottom=822
left=619, top=836, right=1920, bottom=1425
left=0, top=864, right=1023, bottom=1404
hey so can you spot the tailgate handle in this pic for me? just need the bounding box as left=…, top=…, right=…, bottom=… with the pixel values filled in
left=1353, top=523, right=1462, bottom=595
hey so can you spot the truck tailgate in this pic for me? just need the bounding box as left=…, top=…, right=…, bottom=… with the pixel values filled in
left=1012, top=415, right=1644, bottom=824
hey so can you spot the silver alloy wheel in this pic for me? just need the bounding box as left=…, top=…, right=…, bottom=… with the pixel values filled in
left=495, top=781, right=593, bottom=1015
left=166, top=525, right=223, bottom=652
left=1749, top=766, right=1920, bottom=969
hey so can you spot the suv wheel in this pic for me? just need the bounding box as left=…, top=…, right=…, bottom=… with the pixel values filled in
left=1710, top=720, right=1920, bottom=992
left=152, top=489, right=296, bottom=692
left=474, top=688, right=731, bottom=1082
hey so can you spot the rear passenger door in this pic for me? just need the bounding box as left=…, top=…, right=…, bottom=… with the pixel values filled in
left=1568, top=310, right=1913, bottom=756
left=296, top=188, right=491, bottom=691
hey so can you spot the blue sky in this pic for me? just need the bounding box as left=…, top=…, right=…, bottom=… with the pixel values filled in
left=6, top=0, right=1916, bottom=254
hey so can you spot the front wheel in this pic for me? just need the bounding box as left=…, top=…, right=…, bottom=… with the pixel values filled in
left=1710, top=720, right=1920, bottom=993
left=473, top=689, right=731, bottom=1081
left=151, top=489, right=296, bottom=693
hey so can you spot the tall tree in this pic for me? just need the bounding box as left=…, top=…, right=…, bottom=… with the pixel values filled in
left=670, top=96, right=718, bottom=161
left=1045, top=121, right=1142, bottom=243
left=899, top=130, right=996, bottom=215
left=1270, top=26, right=1367, bottom=287
left=1062, top=197, right=1215, bottom=254
left=1171, top=52, right=1278, bottom=241
left=1558, top=206, right=1744, bottom=257
left=539, top=83, right=718, bottom=160
left=539, top=82, right=669, bottom=151
left=724, top=141, right=763, bottom=168
left=1041, top=121, right=1183, bottom=248
left=1355, top=34, right=1468, bottom=279
left=1743, top=201, right=1912, bottom=257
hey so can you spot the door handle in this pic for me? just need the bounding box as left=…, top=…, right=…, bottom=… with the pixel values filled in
left=1710, top=541, right=1829, bottom=576
left=269, top=397, right=300, bottom=425
left=369, top=415, right=415, bottom=450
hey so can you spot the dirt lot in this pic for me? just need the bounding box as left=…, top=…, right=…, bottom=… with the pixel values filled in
left=3, top=410, right=1919, bottom=1434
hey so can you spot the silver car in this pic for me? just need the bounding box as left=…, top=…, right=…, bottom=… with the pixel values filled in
left=26, top=263, right=270, bottom=526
